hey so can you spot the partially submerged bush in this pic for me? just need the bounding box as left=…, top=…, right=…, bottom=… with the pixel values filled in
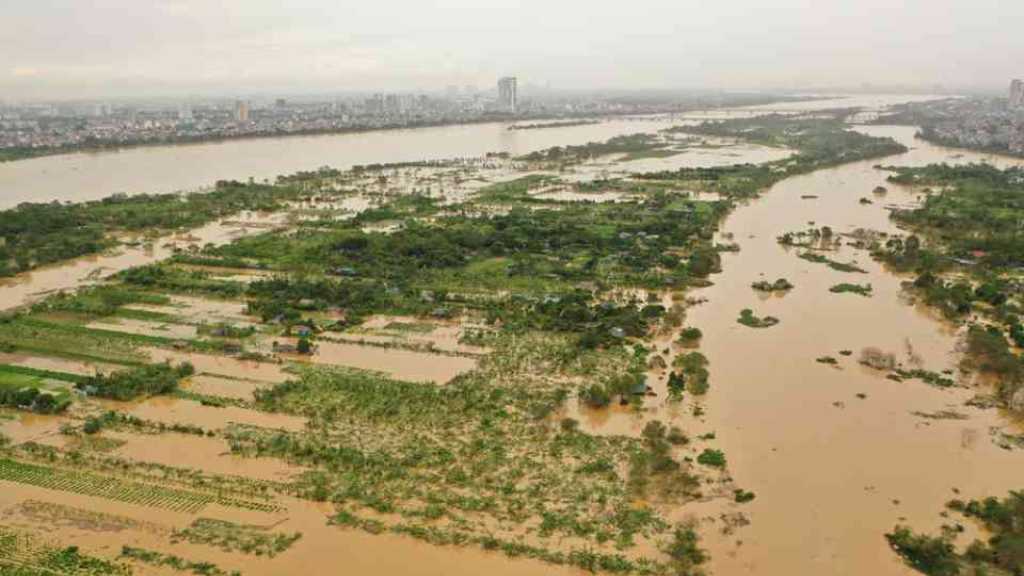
left=859, top=347, right=897, bottom=371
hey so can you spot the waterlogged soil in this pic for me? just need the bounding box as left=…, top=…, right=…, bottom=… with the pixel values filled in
left=183, top=374, right=270, bottom=401
left=0, top=411, right=66, bottom=444
left=0, top=351, right=120, bottom=376
left=130, top=295, right=255, bottom=325
left=276, top=338, right=477, bottom=384
left=144, top=347, right=289, bottom=384
left=97, top=395, right=306, bottom=433
left=87, top=317, right=199, bottom=340
left=0, top=487, right=579, bottom=576
left=109, top=430, right=303, bottom=482
left=347, top=315, right=490, bottom=355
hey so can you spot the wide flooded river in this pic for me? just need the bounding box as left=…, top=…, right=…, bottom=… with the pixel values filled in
left=0, top=94, right=939, bottom=209
left=686, top=125, right=1024, bottom=575
left=0, top=117, right=672, bottom=208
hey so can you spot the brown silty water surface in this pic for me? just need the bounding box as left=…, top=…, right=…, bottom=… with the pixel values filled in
left=6, top=96, right=1024, bottom=575
left=144, top=347, right=289, bottom=384
left=675, top=125, right=1024, bottom=575
left=272, top=337, right=477, bottom=384
left=95, top=395, right=306, bottom=432
left=0, top=488, right=583, bottom=576
left=108, top=431, right=304, bottom=482
left=0, top=116, right=677, bottom=207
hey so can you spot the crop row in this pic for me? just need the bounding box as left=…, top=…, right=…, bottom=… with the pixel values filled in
left=0, top=458, right=276, bottom=514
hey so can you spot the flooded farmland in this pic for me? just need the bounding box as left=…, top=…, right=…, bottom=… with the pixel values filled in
left=2, top=95, right=1023, bottom=576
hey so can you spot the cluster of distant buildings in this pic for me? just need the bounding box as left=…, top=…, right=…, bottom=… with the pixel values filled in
left=910, top=81, right=1024, bottom=156
left=0, top=75, right=621, bottom=155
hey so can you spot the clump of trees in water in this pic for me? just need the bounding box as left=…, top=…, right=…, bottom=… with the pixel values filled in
left=888, top=490, right=1024, bottom=576
left=0, top=385, right=69, bottom=414
left=737, top=309, right=779, bottom=328
left=871, top=164, right=1024, bottom=414
left=676, top=327, right=703, bottom=345
left=752, top=278, right=794, bottom=292
left=669, top=352, right=710, bottom=396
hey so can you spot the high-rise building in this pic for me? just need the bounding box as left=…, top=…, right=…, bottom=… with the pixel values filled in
left=1011, top=79, right=1024, bottom=109
left=384, top=93, right=402, bottom=115
left=498, top=77, right=518, bottom=112
left=234, top=100, right=250, bottom=122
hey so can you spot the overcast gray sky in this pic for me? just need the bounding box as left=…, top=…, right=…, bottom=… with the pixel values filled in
left=3, top=0, right=1022, bottom=100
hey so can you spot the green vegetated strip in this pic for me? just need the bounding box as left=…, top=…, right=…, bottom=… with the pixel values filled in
left=0, top=458, right=274, bottom=514
left=517, top=134, right=675, bottom=164
left=0, top=317, right=146, bottom=366
left=34, top=286, right=171, bottom=318
left=0, top=315, right=222, bottom=365
left=0, top=365, right=87, bottom=385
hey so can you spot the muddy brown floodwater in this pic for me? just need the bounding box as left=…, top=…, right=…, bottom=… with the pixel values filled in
left=680, top=125, right=1024, bottom=576
left=7, top=96, right=1024, bottom=576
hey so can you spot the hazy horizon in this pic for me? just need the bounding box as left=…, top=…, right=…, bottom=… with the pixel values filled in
left=3, top=0, right=1023, bottom=101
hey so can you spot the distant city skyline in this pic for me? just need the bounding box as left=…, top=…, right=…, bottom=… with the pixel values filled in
left=3, top=0, right=1024, bottom=100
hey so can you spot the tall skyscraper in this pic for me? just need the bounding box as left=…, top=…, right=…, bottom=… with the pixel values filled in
left=1011, top=79, right=1024, bottom=109
left=498, top=77, right=518, bottom=112
left=234, top=100, right=250, bottom=122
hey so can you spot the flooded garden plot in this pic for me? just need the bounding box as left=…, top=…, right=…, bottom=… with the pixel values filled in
left=272, top=337, right=476, bottom=384
left=143, top=348, right=289, bottom=384
left=103, top=395, right=306, bottom=433
left=126, top=295, right=255, bottom=326
left=86, top=317, right=200, bottom=340
left=184, top=374, right=272, bottom=401
left=0, top=351, right=120, bottom=377
left=343, top=314, right=490, bottom=355
left=109, top=430, right=304, bottom=482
